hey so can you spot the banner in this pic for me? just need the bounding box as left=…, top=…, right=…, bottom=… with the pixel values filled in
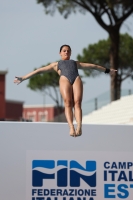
left=27, top=151, right=133, bottom=200
left=1, top=122, right=133, bottom=200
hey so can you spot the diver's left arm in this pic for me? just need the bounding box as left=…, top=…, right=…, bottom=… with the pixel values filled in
left=76, top=61, right=117, bottom=75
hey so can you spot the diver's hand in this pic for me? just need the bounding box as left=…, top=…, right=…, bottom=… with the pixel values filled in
left=14, top=76, right=23, bottom=85
left=110, top=69, right=117, bottom=75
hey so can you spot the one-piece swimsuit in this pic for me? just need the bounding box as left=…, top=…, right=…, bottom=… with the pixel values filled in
left=58, top=60, right=79, bottom=85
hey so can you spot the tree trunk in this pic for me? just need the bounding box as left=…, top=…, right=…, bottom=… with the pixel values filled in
left=109, top=28, right=120, bottom=101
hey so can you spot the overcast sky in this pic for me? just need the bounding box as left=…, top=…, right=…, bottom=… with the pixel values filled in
left=0, top=0, right=133, bottom=106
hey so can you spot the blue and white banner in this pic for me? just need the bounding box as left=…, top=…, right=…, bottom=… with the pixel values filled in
left=26, top=151, right=133, bottom=200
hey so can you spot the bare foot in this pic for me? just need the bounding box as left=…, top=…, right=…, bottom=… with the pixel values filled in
left=69, top=125, right=76, bottom=137
left=76, top=123, right=82, bottom=136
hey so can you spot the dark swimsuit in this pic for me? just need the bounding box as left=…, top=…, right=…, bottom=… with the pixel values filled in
left=58, top=60, right=79, bottom=85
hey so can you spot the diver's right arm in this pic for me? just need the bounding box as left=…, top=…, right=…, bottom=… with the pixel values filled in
left=14, top=62, right=58, bottom=85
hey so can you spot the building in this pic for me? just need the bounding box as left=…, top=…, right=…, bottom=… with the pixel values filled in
left=0, top=71, right=24, bottom=121
left=23, top=105, right=65, bottom=122
left=0, top=70, right=65, bottom=122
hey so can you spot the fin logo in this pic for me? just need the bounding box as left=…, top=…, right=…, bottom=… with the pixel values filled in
left=32, top=160, right=96, bottom=187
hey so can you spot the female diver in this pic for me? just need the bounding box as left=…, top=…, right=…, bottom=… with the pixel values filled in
left=14, top=45, right=117, bottom=137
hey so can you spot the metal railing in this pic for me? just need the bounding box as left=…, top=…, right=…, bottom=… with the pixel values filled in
left=82, top=89, right=133, bottom=116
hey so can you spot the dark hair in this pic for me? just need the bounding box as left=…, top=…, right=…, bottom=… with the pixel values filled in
left=60, top=44, right=71, bottom=52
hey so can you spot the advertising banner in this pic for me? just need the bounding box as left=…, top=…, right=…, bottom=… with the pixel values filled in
left=1, top=122, right=133, bottom=200
left=27, top=151, right=133, bottom=200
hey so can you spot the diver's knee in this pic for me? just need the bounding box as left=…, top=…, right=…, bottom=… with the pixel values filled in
left=74, top=100, right=81, bottom=108
left=64, top=99, right=73, bottom=107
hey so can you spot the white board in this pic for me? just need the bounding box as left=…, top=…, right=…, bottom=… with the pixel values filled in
left=0, top=122, right=133, bottom=200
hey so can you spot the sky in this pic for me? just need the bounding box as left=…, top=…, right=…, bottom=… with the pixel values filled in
left=0, top=0, right=133, bottom=106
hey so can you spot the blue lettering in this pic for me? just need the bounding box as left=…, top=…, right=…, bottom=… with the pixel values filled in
left=57, top=189, right=62, bottom=196
left=38, top=189, right=43, bottom=196
left=104, top=162, right=110, bottom=169
left=127, top=162, right=133, bottom=169
left=91, top=189, right=96, bottom=196
left=104, top=171, right=107, bottom=181
left=104, top=162, right=133, bottom=170
left=130, top=184, right=133, bottom=188
left=104, top=184, right=115, bottom=198
left=46, top=198, right=51, bottom=200
left=57, top=160, right=68, bottom=187
left=50, top=189, right=56, bottom=196
left=32, top=189, right=37, bottom=196
left=63, top=189, right=68, bottom=196
left=69, top=198, right=74, bottom=200
left=44, top=189, right=49, bottom=196
left=32, top=160, right=55, bottom=187
left=118, top=171, right=128, bottom=181
left=119, top=162, right=126, bottom=169
left=70, top=161, right=96, bottom=187
left=84, top=190, right=90, bottom=196
left=69, top=189, right=74, bottom=196
left=117, top=184, right=129, bottom=199
left=109, top=171, right=118, bottom=181
left=32, top=160, right=97, bottom=188
left=129, top=171, right=133, bottom=181
left=78, top=189, right=84, bottom=196
left=111, top=162, right=117, bottom=169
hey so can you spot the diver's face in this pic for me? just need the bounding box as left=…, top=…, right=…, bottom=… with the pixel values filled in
left=60, top=46, right=71, bottom=60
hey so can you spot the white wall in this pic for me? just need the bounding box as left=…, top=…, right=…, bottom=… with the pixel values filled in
left=0, top=122, right=133, bottom=200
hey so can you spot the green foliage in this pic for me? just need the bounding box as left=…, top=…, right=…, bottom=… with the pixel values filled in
left=36, top=0, right=133, bottom=100
left=77, top=38, right=110, bottom=76
left=27, top=65, right=61, bottom=106
left=77, top=33, right=133, bottom=79
left=37, top=0, right=86, bottom=18
left=119, top=33, right=133, bottom=70
left=27, top=68, right=59, bottom=91
left=37, top=0, right=133, bottom=20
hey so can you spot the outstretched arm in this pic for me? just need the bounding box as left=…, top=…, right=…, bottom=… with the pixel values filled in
left=76, top=61, right=117, bottom=75
left=14, top=62, right=58, bottom=85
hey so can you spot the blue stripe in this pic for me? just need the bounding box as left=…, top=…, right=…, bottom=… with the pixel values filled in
left=32, top=160, right=55, bottom=169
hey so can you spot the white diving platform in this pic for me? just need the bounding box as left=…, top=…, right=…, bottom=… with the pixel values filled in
left=0, top=122, right=133, bottom=200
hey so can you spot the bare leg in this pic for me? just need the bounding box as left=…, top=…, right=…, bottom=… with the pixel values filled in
left=59, top=76, right=76, bottom=137
left=73, top=77, right=83, bottom=136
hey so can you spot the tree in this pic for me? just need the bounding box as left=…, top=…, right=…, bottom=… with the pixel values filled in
left=37, top=0, right=133, bottom=101
left=77, top=38, right=110, bottom=77
left=77, top=33, right=133, bottom=98
left=27, top=67, right=63, bottom=109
